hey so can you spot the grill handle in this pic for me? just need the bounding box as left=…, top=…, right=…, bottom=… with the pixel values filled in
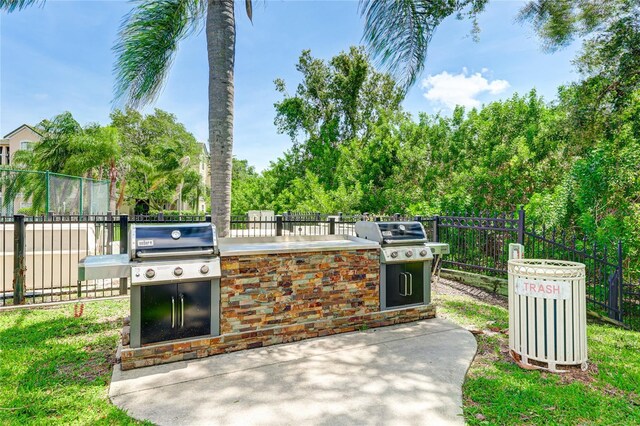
left=180, top=294, right=185, bottom=328
left=399, top=273, right=408, bottom=296
left=136, top=248, right=214, bottom=258
left=171, top=296, right=175, bottom=328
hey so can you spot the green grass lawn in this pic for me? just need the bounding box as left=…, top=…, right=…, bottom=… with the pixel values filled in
left=435, top=294, right=640, bottom=425
left=1, top=295, right=638, bottom=425
left=0, top=299, right=148, bottom=425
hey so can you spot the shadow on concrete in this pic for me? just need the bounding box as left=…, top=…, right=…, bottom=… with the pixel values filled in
left=110, top=318, right=476, bottom=426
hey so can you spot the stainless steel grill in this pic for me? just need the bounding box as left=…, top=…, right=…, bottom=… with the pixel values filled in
left=355, top=221, right=449, bottom=310
left=79, top=222, right=221, bottom=348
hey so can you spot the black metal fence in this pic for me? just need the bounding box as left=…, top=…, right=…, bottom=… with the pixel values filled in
left=2, top=211, right=637, bottom=331
left=434, top=209, right=638, bottom=331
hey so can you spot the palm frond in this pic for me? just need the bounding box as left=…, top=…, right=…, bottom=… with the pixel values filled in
left=360, top=0, right=488, bottom=91
left=245, top=0, right=253, bottom=22
left=0, top=0, right=45, bottom=12
left=113, top=0, right=206, bottom=108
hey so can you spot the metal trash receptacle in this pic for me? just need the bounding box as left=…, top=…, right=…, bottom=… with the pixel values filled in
left=508, top=259, right=588, bottom=372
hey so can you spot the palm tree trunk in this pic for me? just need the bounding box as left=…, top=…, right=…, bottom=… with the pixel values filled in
left=207, top=0, right=235, bottom=237
left=116, top=176, right=127, bottom=211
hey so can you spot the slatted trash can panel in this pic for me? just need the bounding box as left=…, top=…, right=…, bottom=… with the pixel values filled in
left=508, top=259, right=587, bottom=372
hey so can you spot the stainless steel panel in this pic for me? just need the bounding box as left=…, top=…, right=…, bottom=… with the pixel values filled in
left=78, top=254, right=131, bottom=281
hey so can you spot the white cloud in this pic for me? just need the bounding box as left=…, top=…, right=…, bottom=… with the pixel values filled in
left=421, top=69, right=510, bottom=109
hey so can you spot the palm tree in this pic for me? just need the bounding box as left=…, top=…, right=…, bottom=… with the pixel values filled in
left=1, top=0, right=488, bottom=234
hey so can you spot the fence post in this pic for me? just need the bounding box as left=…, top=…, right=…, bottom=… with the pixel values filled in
left=329, top=217, right=336, bottom=235
left=517, top=207, right=525, bottom=245
left=13, top=214, right=26, bottom=305
left=119, top=215, right=129, bottom=295
left=276, top=215, right=283, bottom=237
left=106, top=212, right=114, bottom=255
left=158, top=212, right=164, bottom=222
left=79, top=176, right=84, bottom=215
left=617, top=240, right=624, bottom=323
left=205, top=214, right=212, bottom=223
left=45, top=171, right=50, bottom=215
left=432, top=215, right=439, bottom=242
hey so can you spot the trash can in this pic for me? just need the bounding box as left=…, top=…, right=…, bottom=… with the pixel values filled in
left=508, top=259, right=588, bottom=372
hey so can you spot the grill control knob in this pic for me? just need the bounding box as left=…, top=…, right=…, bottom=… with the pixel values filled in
left=390, top=251, right=398, bottom=258
left=145, top=269, right=155, bottom=279
left=200, top=265, right=210, bottom=275
left=405, top=250, right=413, bottom=258
left=173, top=267, right=184, bottom=277
left=420, top=249, right=428, bottom=257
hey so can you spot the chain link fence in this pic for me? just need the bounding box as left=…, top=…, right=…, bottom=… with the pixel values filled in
left=0, top=169, right=109, bottom=215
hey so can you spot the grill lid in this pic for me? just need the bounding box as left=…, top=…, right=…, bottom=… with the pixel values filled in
left=130, top=223, right=217, bottom=260
left=354, top=221, right=428, bottom=245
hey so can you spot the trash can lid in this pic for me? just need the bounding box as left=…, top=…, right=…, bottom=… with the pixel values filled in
left=508, top=259, right=585, bottom=278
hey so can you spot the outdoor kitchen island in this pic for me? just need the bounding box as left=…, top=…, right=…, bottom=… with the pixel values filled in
left=119, top=234, right=437, bottom=370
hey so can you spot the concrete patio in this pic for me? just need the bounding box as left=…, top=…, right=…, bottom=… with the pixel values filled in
left=109, top=317, right=477, bottom=425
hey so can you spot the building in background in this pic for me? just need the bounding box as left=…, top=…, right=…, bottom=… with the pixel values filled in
left=0, top=124, right=42, bottom=214
left=0, top=124, right=42, bottom=166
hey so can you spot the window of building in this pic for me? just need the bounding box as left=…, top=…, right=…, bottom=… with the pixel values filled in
left=20, top=141, right=34, bottom=151
left=0, top=146, right=9, bottom=165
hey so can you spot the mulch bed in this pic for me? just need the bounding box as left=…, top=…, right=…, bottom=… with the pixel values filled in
left=433, top=276, right=508, bottom=308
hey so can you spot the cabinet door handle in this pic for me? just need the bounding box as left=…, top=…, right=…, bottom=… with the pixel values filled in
left=180, top=294, right=185, bottom=328
left=171, top=296, right=175, bottom=328
left=407, top=273, right=413, bottom=296
left=400, top=273, right=409, bottom=296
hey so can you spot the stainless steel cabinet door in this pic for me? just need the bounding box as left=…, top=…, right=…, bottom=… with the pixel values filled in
left=385, top=263, right=424, bottom=308
left=176, top=281, right=211, bottom=340
left=141, top=283, right=177, bottom=345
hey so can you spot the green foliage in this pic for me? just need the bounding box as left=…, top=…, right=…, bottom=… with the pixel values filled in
left=0, top=169, right=47, bottom=214
left=16, top=206, right=36, bottom=215
left=360, top=0, right=489, bottom=90
left=113, top=0, right=207, bottom=108
left=110, top=108, right=205, bottom=213
left=0, top=0, right=45, bottom=13
left=235, top=42, right=640, bottom=276
left=230, top=158, right=262, bottom=214
left=520, top=0, right=640, bottom=111
left=148, top=209, right=204, bottom=217
left=4, top=109, right=205, bottom=215
left=6, top=112, right=120, bottom=213
left=272, top=47, right=403, bottom=191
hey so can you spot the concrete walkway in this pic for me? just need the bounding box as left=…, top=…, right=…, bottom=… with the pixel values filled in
left=110, top=318, right=477, bottom=426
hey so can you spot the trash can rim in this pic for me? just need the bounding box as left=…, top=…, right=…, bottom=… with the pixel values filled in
left=507, top=258, right=585, bottom=269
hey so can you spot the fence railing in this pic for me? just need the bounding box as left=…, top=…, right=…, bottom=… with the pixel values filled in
left=434, top=209, right=636, bottom=331
left=2, top=211, right=637, bottom=331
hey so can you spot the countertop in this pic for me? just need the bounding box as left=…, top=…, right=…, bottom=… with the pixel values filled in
left=218, top=235, right=380, bottom=257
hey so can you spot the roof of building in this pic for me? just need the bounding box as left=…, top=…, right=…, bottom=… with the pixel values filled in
left=2, top=124, right=42, bottom=139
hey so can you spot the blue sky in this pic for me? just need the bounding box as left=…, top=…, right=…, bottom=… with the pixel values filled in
left=1, top=1, right=580, bottom=171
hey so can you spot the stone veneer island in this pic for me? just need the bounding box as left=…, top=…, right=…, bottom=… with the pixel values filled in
left=119, top=235, right=436, bottom=370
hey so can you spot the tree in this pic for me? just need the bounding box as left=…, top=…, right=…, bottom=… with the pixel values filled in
left=109, top=108, right=203, bottom=213
left=2, top=0, right=490, bottom=235
left=273, top=47, right=403, bottom=191
left=519, top=0, right=640, bottom=109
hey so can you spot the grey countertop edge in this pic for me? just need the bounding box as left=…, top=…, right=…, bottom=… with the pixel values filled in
left=218, top=235, right=380, bottom=257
